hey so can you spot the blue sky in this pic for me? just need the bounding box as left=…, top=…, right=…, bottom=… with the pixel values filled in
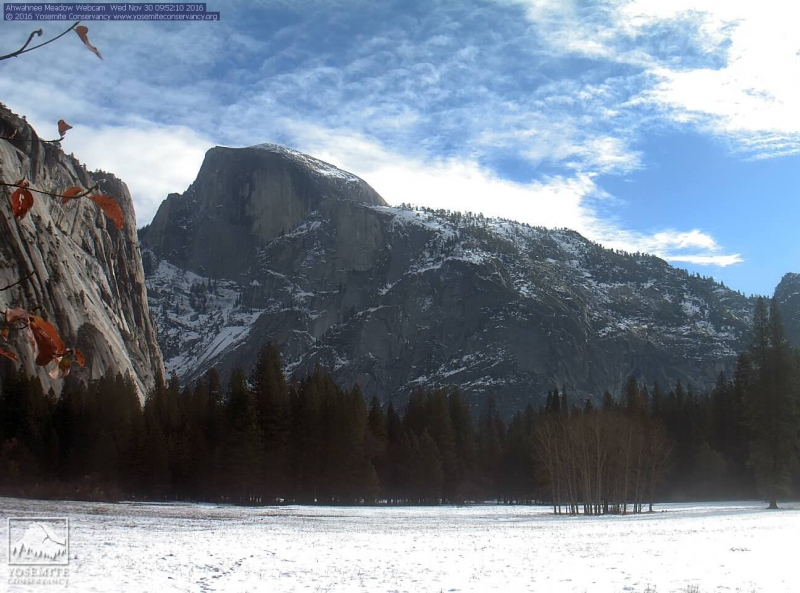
left=1, top=0, right=798, bottom=296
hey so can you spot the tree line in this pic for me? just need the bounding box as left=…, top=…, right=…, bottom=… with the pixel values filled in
left=0, top=297, right=797, bottom=510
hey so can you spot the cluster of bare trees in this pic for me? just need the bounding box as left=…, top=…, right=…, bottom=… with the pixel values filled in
left=535, top=410, right=670, bottom=515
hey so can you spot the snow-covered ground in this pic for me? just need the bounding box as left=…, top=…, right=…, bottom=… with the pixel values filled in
left=2, top=498, right=796, bottom=592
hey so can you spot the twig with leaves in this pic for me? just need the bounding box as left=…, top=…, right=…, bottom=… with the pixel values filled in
left=0, top=22, right=106, bottom=379
left=1, top=122, right=124, bottom=229
left=0, top=21, right=101, bottom=61
left=0, top=308, right=85, bottom=378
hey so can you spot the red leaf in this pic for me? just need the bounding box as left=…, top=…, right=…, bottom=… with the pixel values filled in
left=74, top=25, right=103, bottom=60
left=89, top=194, right=124, bottom=230
left=1, top=327, right=8, bottom=341
left=0, top=347, right=18, bottom=363
left=11, top=187, right=34, bottom=220
left=57, top=119, right=73, bottom=138
left=29, top=316, right=66, bottom=366
left=61, top=186, right=85, bottom=204
left=74, top=349, right=85, bottom=367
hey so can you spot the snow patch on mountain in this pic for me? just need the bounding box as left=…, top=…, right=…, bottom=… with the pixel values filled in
left=145, top=196, right=756, bottom=402
left=146, top=257, right=264, bottom=378
left=252, top=144, right=362, bottom=183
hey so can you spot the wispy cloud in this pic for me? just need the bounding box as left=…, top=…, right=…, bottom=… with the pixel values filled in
left=67, top=123, right=213, bottom=226
left=0, top=0, right=755, bottom=267
left=510, top=0, right=800, bottom=158
left=284, top=122, right=740, bottom=266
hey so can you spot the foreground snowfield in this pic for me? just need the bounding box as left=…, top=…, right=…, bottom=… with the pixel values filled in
left=1, top=498, right=797, bottom=592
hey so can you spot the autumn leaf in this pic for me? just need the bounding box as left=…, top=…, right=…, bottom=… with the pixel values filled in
left=1, top=327, right=8, bottom=341
left=89, top=194, right=124, bottom=230
left=29, top=315, right=66, bottom=366
left=74, top=25, right=102, bottom=60
left=11, top=186, right=35, bottom=220
left=57, top=119, right=73, bottom=138
left=9, top=178, right=34, bottom=220
left=61, top=186, right=86, bottom=204
left=48, top=349, right=84, bottom=379
left=0, top=348, right=18, bottom=363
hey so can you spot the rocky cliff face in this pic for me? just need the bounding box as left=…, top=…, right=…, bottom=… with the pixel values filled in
left=141, top=143, right=759, bottom=412
left=0, top=103, right=164, bottom=397
left=775, top=273, right=800, bottom=349
left=143, top=144, right=386, bottom=279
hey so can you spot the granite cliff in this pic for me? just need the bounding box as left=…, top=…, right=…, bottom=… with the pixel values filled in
left=140, top=144, right=763, bottom=411
left=0, top=103, right=164, bottom=396
left=775, top=272, right=800, bottom=349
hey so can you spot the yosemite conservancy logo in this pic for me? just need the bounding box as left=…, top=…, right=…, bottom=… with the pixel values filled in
left=7, top=518, right=69, bottom=586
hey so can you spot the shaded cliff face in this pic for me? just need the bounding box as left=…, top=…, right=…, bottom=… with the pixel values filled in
left=141, top=144, right=386, bottom=279
left=0, top=103, right=164, bottom=397
left=141, top=143, right=759, bottom=412
left=775, top=273, right=800, bottom=349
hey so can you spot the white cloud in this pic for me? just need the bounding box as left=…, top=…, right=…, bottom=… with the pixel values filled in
left=0, top=2, right=744, bottom=268
left=665, top=254, right=743, bottom=267
left=62, top=124, right=213, bottom=226
left=286, top=122, right=741, bottom=266
left=598, top=228, right=743, bottom=267
left=510, top=0, right=800, bottom=157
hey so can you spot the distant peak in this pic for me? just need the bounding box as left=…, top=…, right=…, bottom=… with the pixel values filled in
left=246, top=143, right=362, bottom=184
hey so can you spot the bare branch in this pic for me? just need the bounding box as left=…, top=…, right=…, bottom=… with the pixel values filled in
left=0, top=270, right=34, bottom=292
left=0, top=135, right=66, bottom=144
left=0, top=22, right=80, bottom=61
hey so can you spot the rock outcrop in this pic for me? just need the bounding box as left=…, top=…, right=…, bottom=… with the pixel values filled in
left=0, top=103, right=164, bottom=397
left=142, top=144, right=386, bottom=279
left=775, top=272, right=800, bottom=349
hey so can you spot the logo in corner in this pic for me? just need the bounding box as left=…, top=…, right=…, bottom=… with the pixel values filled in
left=7, top=518, right=69, bottom=565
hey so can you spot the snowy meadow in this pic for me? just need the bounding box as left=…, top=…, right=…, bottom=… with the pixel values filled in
left=1, top=498, right=797, bottom=593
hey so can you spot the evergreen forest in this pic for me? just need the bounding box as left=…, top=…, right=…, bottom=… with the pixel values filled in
left=1, top=297, right=798, bottom=513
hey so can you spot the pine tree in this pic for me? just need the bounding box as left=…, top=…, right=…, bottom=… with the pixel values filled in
left=414, top=429, right=443, bottom=504
left=291, top=375, right=323, bottom=502
left=141, top=394, right=170, bottom=497
left=386, top=402, right=403, bottom=445
left=551, top=388, right=561, bottom=414
left=477, top=395, right=504, bottom=500
left=731, top=352, right=753, bottom=492
left=365, top=396, right=388, bottom=500
left=746, top=297, right=799, bottom=508
left=651, top=381, right=662, bottom=418
left=625, top=375, right=640, bottom=415
left=602, top=390, right=616, bottom=412
left=449, top=388, right=478, bottom=502
left=425, top=389, right=457, bottom=501
left=251, top=344, right=289, bottom=499
left=220, top=367, right=264, bottom=503
left=367, top=396, right=387, bottom=441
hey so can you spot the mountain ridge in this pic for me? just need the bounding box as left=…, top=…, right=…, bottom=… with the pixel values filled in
left=140, top=143, right=771, bottom=411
